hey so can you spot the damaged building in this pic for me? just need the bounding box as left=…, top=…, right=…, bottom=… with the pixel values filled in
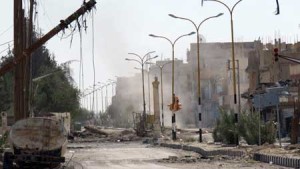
left=245, top=39, right=300, bottom=138
left=111, top=37, right=262, bottom=128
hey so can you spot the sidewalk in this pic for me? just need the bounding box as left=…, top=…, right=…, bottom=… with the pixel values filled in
left=158, top=130, right=300, bottom=168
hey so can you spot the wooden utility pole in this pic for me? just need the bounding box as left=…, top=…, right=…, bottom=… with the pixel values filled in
left=14, top=0, right=26, bottom=121
left=8, top=0, right=97, bottom=122
left=26, top=0, right=34, bottom=117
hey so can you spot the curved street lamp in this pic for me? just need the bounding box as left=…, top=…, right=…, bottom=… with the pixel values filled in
left=134, top=66, right=152, bottom=116
left=149, top=32, right=195, bottom=140
left=169, top=13, right=223, bottom=142
left=203, top=0, right=243, bottom=145
left=203, top=0, right=242, bottom=105
left=125, top=51, right=158, bottom=134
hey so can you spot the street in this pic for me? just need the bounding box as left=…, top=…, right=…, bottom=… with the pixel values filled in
left=64, top=142, right=289, bottom=169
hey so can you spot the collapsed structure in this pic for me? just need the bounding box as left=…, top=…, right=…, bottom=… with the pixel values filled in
left=111, top=37, right=300, bottom=140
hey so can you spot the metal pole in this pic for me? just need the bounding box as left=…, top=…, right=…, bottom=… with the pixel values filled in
left=96, top=89, right=98, bottom=113
left=90, top=93, right=93, bottom=111
left=85, top=95, right=87, bottom=109
left=236, top=59, right=241, bottom=145
left=142, top=64, right=146, bottom=131
left=171, top=44, right=176, bottom=140
left=148, top=33, right=193, bottom=140
left=101, top=88, right=104, bottom=113
left=160, top=66, right=164, bottom=129
left=276, top=103, right=282, bottom=147
left=148, top=66, right=151, bottom=114
left=86, top=94, right=88, bottom=110
left=230, top=14, right=239, bottom=146
left=237, top=60, right=241, bottom=114
left=168, top=13, right=223, bottom=143
left=196, top=30, right=203, bottom=143
left=259, top=95, right=261, bottom=146
left=230, top=13, right=237, bottom=105
left=105, top=85, right=108, bottom=111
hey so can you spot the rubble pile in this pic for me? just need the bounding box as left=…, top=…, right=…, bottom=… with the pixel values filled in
left=70, top=126, right=141, bottom=143
left=84, top=125, right=109, bottom=137
left=158, top=154, right=244, bottom=165
left=157, top=155, right=237, bottom=164
left=158, top=155, right=202, bottom=163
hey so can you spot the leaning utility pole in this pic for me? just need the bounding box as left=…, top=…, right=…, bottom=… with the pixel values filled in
left=6, top=0, right=97, bottom=122
left=14, top=0, right=26, bottom=121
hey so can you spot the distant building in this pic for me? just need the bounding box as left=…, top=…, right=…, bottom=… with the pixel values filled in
left=112, top=39, right=265, bottom=128
left=186, top=41, right=258, bottom=127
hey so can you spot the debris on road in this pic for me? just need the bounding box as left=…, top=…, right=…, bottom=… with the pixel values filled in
left=70, top=126, right=141, bottom=143
left=84, top=125, right=109, bottom=137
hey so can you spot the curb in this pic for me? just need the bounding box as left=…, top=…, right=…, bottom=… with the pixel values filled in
left=254, top=153, right=300, bottom=168
left=160, top=143, right=300, bottom=168
left=160, top=143, right=244, bottom=158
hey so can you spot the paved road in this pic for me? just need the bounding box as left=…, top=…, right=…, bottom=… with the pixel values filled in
left=64, top=142, right=288, bottom=169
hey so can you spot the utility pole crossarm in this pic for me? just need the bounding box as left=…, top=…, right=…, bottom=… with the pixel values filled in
left=0, top=0, right=96, bottom=77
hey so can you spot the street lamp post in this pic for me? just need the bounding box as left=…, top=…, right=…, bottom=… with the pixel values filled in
left=169, top=13, right=223, bottom=142
left=82, top=86, right=93, bottom=110
left=203, top=0, right=243, bottom=145
left=105, top=84, right=108, bottom=111
left=134, top=67, right=151, bottom=115
left=101, top=86, right=104, bottom=113
left=149, top=32, right=195, bottom=140
left=227, top=59, right=241, bottom=115
left=108, top=79, right=116, bottom=97
left=147, top=62, right=151, bottom=115
left=96, top=82, right=106, bottom=114
left=125, top=52, right=158, bottom=136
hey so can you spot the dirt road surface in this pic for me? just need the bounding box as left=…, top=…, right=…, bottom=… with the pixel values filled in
left=64, top=142, right=289, bottom=169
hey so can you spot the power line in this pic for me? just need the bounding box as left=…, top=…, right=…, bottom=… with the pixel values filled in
left=0, top=25, right=13, bottom=38
left=0, top=47, right=11, bottom=56
left=0, top=40, right=13, bottom=47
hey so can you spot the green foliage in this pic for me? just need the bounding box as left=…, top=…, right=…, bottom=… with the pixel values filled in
left=261, top=120, right=276, bottom=144
left=238, top=112, right=276, bottom=145
left=238, top=112, right=260, bottom=145
left=213, top=108, right=276, bottom=145
left=212, top=120, right=223, bottom=142
left=0, top=31, right=81, bottom=120
left=0, top=50, right=14, bottom=115
left=212, top=108, right=238, bottom=144
left=71, top=108, right=91, bottom=123
left=33, top=66, right=80, bottom=113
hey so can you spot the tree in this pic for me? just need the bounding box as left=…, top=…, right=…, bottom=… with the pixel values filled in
left=0, top=30, right=81, bottom=120
left=0, top=49, right=14, bottom=115
left=239, top=112, right=276, bottom=145
left=213, top=108, right=238, bottom=144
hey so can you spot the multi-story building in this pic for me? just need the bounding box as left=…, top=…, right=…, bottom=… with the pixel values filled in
left=245, top=39, right=300, bottom=136
left=187, top=41, right=259, bottom=127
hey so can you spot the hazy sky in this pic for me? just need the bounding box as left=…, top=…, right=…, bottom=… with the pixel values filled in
left=1, top=0, right=300, bottom=90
